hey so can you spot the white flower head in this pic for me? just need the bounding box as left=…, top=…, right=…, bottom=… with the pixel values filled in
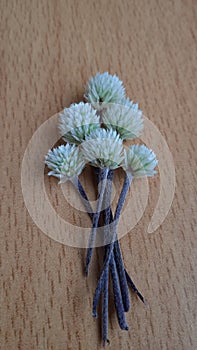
left=102, top=101, right=143, bottom=140
left=45, top=144, right=86, bottom=183
left=81, top=128, right=124, bottom=169
left=59, top=102, right=100, bottom=144
left=84, top=72, right=125, bottom=110
left=122, top=97, right=139, bottom=109
left=122, top=144, right=158, bottom=177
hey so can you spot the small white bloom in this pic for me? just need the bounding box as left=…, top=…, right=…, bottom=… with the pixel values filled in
left=84, top=72, right=125, bottom=110
left=45, top=144, right=85, bottom=182
left=81, top=128, right=124, bottom=169
left=122, top=144, right=158, bottom=177
left=59, top=102, right=100, bottom=144
left=122, top=97, right=139, bottom=110
left=102, top=101, right=143, bottom=140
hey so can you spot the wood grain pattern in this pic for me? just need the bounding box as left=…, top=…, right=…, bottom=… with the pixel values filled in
left=1, top=0, right=197, bottom=349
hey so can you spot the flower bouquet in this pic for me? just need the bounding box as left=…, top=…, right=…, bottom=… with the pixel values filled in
left=45, top=72, right=158, bottom=345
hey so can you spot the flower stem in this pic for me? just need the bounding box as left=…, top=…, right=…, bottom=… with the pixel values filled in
left=71, top=176, right=93, bottom=216
left=109, top=257, right=129, bottom=330
left=71, top=177, right=148, bottom=304
left=102, top=245, right=109, bottom=345
left=85, top=167, right=109, bottom=275
left=92, top=172, right=132, bottom=317
left=104, top=171, right=133, bottom=270
left=100, top=171, right=132, bottom=263
left=114, top=172, right=132, bottom=223
left=104, top=171, right=129, bottom=331
left=113, top=241, right=130, bottom=312
left=72, top=172, right=147, bottom=326
left=105, top=183, right=130, bottom=313
left=125, top=270, right=148, bottom=308
left=101, top=170, right=112, bottom=345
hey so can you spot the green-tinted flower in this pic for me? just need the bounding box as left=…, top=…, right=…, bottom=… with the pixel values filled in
left=102, top=102, right=143, bottom=140
left=45, top=144, right=85, bottom=183
left=81, top=128, right=124, bottom=169
left=59, top=102, right=100, bottom=144
left=84, top=72, right=125, bottom=110
left=122, top=144, right=158, bottom=177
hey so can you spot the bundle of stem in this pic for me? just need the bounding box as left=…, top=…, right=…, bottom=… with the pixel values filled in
left=72, top=169, right=147, bottom=345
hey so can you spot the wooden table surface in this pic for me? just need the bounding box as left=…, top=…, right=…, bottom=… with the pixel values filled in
left=1, top=1, right=197, bottom=349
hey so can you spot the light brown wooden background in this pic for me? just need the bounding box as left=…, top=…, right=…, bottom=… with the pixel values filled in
left=1, top=1, right=197, bottom=349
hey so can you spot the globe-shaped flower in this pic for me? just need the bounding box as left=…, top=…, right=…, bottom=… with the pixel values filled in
left=59, top=102, right=100, bottom=144
left=45, top=144, right=86, bottom=182
left=102, top=102, right=143, bottom=140
left=81, top=128, right=124, bottom=169
left=84, top=72, right=125, bottom=110
left=121, top=97, right=139, bottom=109
left=122, top=144, right=158, bottom=177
